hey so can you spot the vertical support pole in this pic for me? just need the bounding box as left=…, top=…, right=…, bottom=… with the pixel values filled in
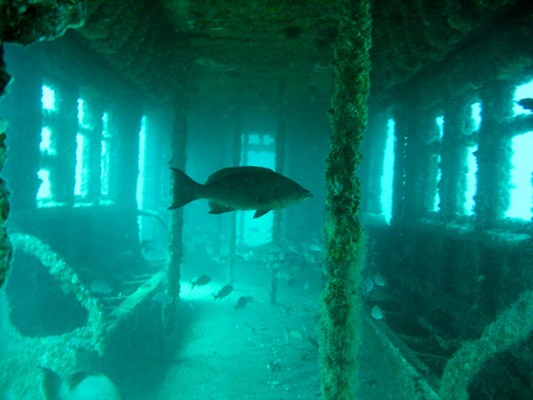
left=402, top=104, right=427, bottom=218
left=167, top=99, right=187, bottom=307
left=475, top=81, right=513, bottom=228
left=139, top=108, right=168, bottom=247
left=415, top=114, right=441, bottom=215
left=163, top=103, right=187, bottom=336
left=319, top=0, right=372, bottom=399
left=111, top=101, right=142, bottom=208
left=440, top=98, right=472, bottom=220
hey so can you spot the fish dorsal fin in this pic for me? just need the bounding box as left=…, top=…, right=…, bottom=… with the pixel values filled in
left=208, top=201, right=235, bottom=214
left=205, top=166, right=274, bottom=185
left=254, top=209, right=271, bottom=218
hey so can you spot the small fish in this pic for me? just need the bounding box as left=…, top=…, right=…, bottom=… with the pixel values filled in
left=234, top=295, right=252, bottom=310
left=517, top=98, right=533, bottom=111
left=152, top=291, right=174, bottom=305
left=169, top=166, right=312, bottom=218
left=40, top=366, right=123, bottom=400
left=371, top=305, right=384, bottom=320
left=213, top=284, right=233, bottom=300
left=191, top=274, right=211, bottom=289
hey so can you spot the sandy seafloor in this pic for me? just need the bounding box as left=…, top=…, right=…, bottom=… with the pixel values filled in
left=125, top=261, right=400, bottom=400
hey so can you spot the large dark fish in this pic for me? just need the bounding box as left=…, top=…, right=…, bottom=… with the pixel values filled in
left=169, top=166, right=312, bottom=218
left=40, top=366, right=123, bottom=400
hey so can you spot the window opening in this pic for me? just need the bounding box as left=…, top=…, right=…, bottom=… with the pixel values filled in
left=464, top=146, right=478, bottom=215
left=41, top=85, right=56, bottom=111
left=74, top=99, right=90, bottom=200
left=433, top=116, right=444, bottom=212
left=464, top=102, right=481, bottom=215
left=136, top=116, right=148, bottom=210
left=36, top=169, right=51, bottom=201
left=100, top=112, right=111, bottom=200
left=471, top=102, right=482, bottom=131
left=37, top=84, right=57, bottom=205
left=380, top=119, right=395, bottom=223
left=506, top=132, right=533, bottom=220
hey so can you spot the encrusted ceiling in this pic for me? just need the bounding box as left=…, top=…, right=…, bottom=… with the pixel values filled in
left=2, top=0, right=533, bottom=110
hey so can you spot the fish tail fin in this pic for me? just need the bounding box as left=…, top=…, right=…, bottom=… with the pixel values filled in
left=169, top=168, right=203, bottom=209
left=39, top=366, right=62, bottom=400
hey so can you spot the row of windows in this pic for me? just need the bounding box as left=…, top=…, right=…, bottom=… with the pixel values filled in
left=38, top=84, right=148, bottom=208
left=380, top=80, right=533, bottom=223
left=38, top=85, right=114, bottom=206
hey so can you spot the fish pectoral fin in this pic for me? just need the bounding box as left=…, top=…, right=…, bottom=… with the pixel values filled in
left=253, top=209, right=271, bottom=218
left=208, top=202, right=235, bottom=215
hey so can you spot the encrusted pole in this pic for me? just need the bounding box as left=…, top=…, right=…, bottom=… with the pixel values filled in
left=319, top=0, right=372, bottom=399
left=167, top=100, right=187, bottom=306
left=439, top=97, right=472, bottom=220
left=474, top=81, right=513, bottom=229
left=164, top=91, right=191, bottom=336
